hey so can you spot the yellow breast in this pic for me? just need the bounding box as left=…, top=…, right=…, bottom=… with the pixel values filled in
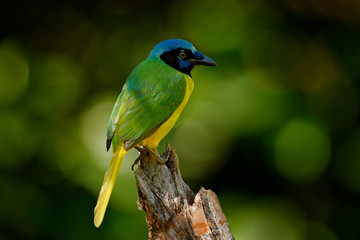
left=141, top=75, right=194, bottom=148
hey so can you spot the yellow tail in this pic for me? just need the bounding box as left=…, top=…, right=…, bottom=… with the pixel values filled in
left=94, top=143, right=126, bottom=227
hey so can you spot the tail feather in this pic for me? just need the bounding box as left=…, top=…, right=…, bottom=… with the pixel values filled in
left=94, top=143, right=126, bottom=227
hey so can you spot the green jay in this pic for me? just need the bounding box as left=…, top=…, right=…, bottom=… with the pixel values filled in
left=94, top=39, right=216, bottom=227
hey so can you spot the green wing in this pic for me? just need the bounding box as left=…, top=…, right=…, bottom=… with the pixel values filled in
left=107, top=60, right=186, bottom=151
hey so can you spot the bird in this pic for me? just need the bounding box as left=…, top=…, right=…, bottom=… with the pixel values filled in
left=94, top=39, right=217, bottom=228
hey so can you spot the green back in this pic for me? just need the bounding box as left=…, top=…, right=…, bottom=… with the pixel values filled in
left=107, top=59, right=187, bottom=151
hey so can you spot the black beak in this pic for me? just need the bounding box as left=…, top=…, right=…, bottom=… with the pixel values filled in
left=187, top=51, right=217, bottom=66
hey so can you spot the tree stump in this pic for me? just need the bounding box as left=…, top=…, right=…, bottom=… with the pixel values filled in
left=134, top=146, right=234, bottom=240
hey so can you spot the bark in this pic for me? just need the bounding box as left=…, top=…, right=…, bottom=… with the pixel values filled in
left=134, top=146, right=234, bottom=240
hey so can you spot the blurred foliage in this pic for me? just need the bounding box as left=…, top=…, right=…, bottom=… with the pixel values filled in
left=1, top=0, right=360, bottom=239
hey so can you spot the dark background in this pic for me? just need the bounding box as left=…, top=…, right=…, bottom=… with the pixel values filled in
left=1, top=0, right=360, bottom=239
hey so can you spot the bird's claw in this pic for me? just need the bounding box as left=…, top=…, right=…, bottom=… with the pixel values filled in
left=152, top=144, right=174, bottom=181
left=132, top=146, right=148, bottom=171
left=131, top=156, right=141, bottom=171
left=161, top=144, right=174, bottom=162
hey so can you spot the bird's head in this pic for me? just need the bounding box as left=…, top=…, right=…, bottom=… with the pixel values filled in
left=148, top=39, right=217, bottom=76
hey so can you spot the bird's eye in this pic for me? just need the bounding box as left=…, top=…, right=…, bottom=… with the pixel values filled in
left=179, top=52, right=187, bottom=59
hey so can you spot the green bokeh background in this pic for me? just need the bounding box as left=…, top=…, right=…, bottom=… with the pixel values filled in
left=1, top=0, right=360, bottom=239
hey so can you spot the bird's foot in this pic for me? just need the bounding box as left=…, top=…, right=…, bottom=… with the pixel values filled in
left=132, top=146, right=148, bottom=171
left=152, top=144, right=174, bottom=181
left=161, top=144, right=174, bottom=163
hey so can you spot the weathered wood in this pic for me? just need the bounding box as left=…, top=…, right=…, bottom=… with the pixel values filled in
left=134, top=146, right=234, bottom=240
